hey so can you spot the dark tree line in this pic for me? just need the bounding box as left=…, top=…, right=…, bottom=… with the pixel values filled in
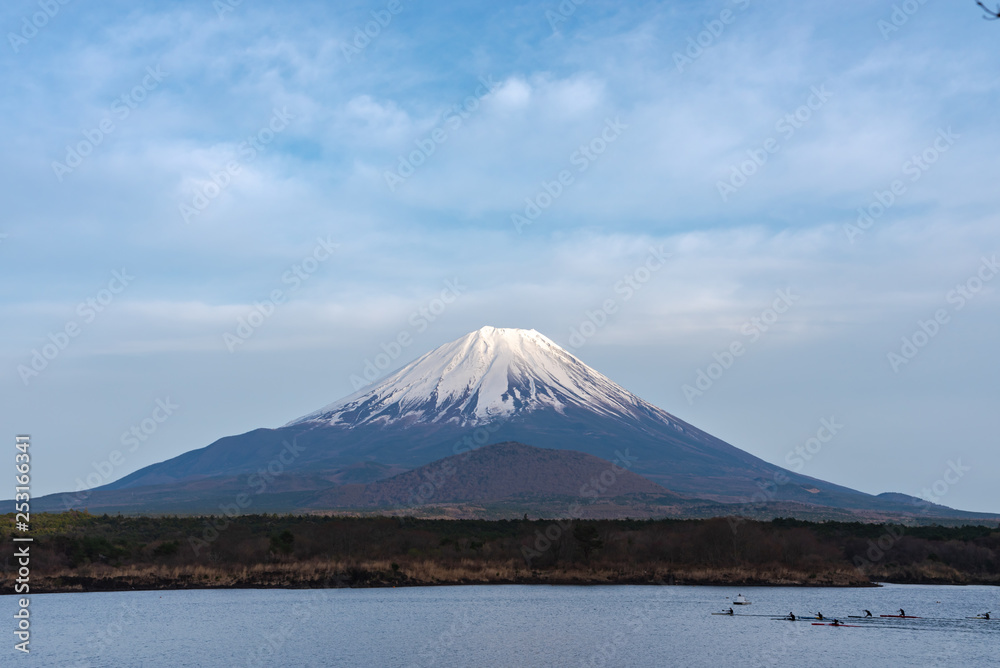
left=3, top=513, right=997, bottom=589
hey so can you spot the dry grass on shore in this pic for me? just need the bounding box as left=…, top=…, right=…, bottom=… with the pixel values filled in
left=20, top=558, right=874, bottom=593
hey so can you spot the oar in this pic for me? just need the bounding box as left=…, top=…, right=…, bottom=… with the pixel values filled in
left=737, top=613, right=795, bottom=617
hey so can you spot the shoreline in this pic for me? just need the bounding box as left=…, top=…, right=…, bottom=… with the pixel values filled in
left=29, top=575, right=1000, bottom=595
left=13, top=581, right=884, bottom=595
left=26, top=578, right=1000, bottom=595
left=20, top=569, right=1000, bottom=594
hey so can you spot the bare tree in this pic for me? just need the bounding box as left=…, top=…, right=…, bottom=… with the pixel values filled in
left=976, top=1, right=1000, bottom=20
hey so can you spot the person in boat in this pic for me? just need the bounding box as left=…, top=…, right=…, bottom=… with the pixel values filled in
left=864, top=610, right=872, bottom=617
left=980, top=612, right=990, bottom=620
left=899, top=608, right=905, bottom=617
left=788, top=612, right=795, bottom=621
left=727, top=608, right=734, bottom=615
left=816, top=612, right=824, bottom=620
left=831, top=619, right=841, bottom=626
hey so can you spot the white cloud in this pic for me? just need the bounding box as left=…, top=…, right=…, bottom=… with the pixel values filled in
left=1, top=0, right=998, bottom=510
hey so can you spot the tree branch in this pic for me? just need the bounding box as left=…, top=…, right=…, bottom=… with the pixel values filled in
left=976, top=1, right=1000, bottom=20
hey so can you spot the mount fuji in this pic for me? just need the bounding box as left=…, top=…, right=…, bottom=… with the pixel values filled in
left=289, top=326, right=683, bottom=431
left=32, top=326, right=993, bottom=519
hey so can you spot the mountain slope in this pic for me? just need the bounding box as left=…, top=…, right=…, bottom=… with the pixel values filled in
left=101, top=328, right=777, bottom=500
left=69, top=326, right=986, bottom=518
left=314, top=441, right=673, bottom=508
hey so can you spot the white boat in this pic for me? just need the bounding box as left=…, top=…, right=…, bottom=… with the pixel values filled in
left=733, top=594, right=751, bottom=605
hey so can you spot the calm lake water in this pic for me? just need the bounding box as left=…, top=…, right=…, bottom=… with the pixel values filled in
left=4, top=583, right=997, bottom=667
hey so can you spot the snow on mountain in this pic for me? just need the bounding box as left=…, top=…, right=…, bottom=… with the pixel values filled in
left=60, top=326, right=977, bottom=516
left=287, top=326, right=678, bottom=429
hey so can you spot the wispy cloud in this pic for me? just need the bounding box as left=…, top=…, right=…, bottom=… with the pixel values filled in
left=1, top=0, right=997, bottom=511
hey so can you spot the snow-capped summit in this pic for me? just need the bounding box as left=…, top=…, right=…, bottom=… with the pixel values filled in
left=287, top=326, right=677, bottom=429
left=86, top=326, right=958, bottom=518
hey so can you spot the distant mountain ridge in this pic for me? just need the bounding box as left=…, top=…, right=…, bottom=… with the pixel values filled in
left=22, top=326, right=1000, bottom=521
left=29, top=442, right=997, bottom=524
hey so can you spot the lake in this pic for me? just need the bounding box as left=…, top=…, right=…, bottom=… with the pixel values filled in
left=5, top=583, right=997, bottom=666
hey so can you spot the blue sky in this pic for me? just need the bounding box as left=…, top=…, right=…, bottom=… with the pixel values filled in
left=2, top=0, right=998, bottom=511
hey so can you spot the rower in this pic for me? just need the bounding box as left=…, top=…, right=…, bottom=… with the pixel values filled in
left=982, top=612, right=990, bottom=620
left=831, top=619, right=841, bottom=626
left=816, top=612, right=824, bottom=620
left=788, top=612, right=795, bottom=621
left=727, top=608, right=734, bottom=615
left=863, top=610, right=872, bottom=617
left=899, top=608, right=905, bottom=617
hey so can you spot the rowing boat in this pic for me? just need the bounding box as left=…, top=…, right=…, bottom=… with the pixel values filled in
left=811, top=622, right=861, bottom=627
